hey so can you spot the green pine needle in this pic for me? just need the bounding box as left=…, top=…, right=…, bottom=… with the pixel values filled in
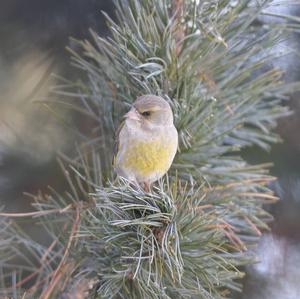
left=1, top=0, right=300, bottom=298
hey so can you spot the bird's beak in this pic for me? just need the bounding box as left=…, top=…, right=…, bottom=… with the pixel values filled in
left=124, top=108, right=141, bottom=121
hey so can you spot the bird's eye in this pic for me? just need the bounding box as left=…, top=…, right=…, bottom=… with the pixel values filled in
left=142, top=111, right=151, bottom=117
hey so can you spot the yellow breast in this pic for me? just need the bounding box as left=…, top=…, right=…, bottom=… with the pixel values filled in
left=121, top=139, right=174, bottom=177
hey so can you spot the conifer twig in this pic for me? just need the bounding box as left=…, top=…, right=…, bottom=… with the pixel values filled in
left=171, top=0, right=185, bottom=55
left=40, top=207, right=80, bottom=299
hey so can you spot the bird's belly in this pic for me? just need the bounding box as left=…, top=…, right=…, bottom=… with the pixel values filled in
left=120, top=139, right=174, bottom=181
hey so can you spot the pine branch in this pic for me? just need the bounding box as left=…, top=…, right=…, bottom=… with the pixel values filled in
left=1, top=0, right=300, bottom=298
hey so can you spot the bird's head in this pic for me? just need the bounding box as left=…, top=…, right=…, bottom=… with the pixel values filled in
left=124, top=95, right=174, bottom=128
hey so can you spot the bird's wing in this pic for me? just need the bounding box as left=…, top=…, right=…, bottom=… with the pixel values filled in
left=112, top=120, right=125, bottom=167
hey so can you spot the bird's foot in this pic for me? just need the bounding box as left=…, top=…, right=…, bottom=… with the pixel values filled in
left=142, top=182, right=151, bottom=193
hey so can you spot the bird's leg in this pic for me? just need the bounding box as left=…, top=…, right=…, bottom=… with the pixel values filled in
left=142, top=182, right=151, bottom=193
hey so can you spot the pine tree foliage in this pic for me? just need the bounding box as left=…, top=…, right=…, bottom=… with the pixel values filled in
left=1, top=0, right=300, bottom=298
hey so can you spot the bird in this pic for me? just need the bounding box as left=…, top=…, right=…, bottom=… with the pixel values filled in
left=113, top=94, right=178, bottom=192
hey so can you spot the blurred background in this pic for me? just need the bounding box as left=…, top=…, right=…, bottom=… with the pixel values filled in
left=0, top=1, right=299, bottom=298
left=0, top=0, right=114, bottom=212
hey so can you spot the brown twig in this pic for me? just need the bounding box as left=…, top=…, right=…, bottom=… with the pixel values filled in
left=171, top=0, right=185, bottom=55
left=40, top=207, right=81, bottom=299
left=219, top=219, right=246, bottom=251
left=0, top=205, right=73, bottom=218
left=12, top=240, right=59, bottom=290
left=224, top=228, right=247, bottom=251
left=202, top=176, right=275, bottom=193
left=244, top=216, right=262, bottom=236
left=208, top=219, right=246, bottom=251
left=0, top=201, right=93, bottom=218
left=238, top=192, right=278, bottom=201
